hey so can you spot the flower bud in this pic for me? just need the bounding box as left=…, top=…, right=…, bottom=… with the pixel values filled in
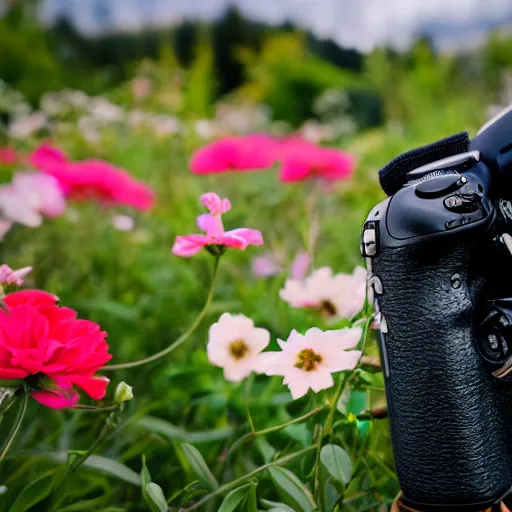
left=114, top=381, right=134, bottom=404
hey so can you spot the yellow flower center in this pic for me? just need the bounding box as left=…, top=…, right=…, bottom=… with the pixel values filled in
left=295, top=348, right=322, bottom=372
left=229, top=339, right=249, bottom=360
left=320, top=300, right=337, bottom=317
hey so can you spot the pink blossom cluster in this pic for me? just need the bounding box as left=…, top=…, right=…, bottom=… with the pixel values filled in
left=30, top=143, right=155, bottom=210
left=190, top=135, right=356, bottom=183
left=0, top=143, right=155, bottom=239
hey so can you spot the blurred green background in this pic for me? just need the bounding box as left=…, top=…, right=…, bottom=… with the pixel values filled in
left=1, top=0, right=512, bottom=510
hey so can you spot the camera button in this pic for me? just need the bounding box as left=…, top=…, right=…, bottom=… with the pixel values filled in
left=415, top=174, right=466, bottom=198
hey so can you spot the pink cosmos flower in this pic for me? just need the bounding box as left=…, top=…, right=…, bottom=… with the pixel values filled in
left=290, top=252, right=311, bottom=280
left=0, top=221, right=12, bottom=241
left=0, top=290, right=112, bottom=409
left=252, top=254, right=283, bottom=278
left=30, top=143, right=155, bottom=210
left=207, top=313, right=270, bottom=382
left=0, top=265, right=32, bottom=287
left=172, top=192, right=263, bottom=257
left=252, top=251, right=310, bottom=279
left=201, top=192, right=231, bottom=215
left=255, top=327, right=362, bottom=399
left=0, top=172, right=67, bottom=228
left=0, top=147, right=18, bottom=166
left=278, top=139, right=356, bottom=182
left=280, top=266, right=367, bottom=321
left=190, top=134, right=279, bottom=174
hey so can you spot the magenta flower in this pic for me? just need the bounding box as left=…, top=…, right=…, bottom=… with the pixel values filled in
left=190, top=135, right=279, bottom=174
left=278, top=139, right=356, bottom=183
left=30, top=142, right=155, bottom=211
left=172, top=192, right=263, bottom=257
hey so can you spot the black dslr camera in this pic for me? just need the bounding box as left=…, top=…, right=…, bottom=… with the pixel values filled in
left=362, top=106, right=512, bottom=511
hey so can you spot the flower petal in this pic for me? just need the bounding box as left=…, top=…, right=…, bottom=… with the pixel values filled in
left=309, top=369, right=334, bottom=393
left=225, top=228, right=263, bottom=246
left=70, top=375, right=110, bottom=400
left=31, top=388, right=80, bottom=409
left=172, top=235, right=207, bottom=257
left=219, top=233, right=249, bottom=250
left=201, top=193, right=231, bottom=215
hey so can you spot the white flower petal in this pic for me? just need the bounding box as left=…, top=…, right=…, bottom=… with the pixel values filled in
left=206, top=342, right=229, bottom=367
left=309, top=369, right=335, bottom=393
left=280, top=265, right=367, bottom=320
left=324, top=350, right=362, bottom=373
left=245, top=327, right=270, bottom=352
left=284, top=369, right=311, bottom=400
left=207, top=313, right=269, bottom=383
left=223, top=359, right=254, bottom=382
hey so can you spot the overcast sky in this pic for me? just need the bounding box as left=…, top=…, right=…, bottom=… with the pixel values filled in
left=39, top=0, right=512, bottom=52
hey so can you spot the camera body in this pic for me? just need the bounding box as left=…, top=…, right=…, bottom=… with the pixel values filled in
left=362, top=108, right=512, bottom=510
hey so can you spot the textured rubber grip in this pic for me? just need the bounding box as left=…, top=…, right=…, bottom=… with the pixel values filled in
left=373, top=240, right=512, bottom=505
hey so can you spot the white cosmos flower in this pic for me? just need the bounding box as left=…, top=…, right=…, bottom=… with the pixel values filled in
left=112, top=214, right=135, bottom=232
left=0, top=172, right=66, bottom=228
left=255, top=327, right=362, bottom=400
left=207, top=313, right=270, bottom=382
left=279, top=266, right=367, bottom=320
left=8, top=112, right=47, bottom=139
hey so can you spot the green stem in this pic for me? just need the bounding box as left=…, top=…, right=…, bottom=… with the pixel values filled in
left=71, top=404, right=119, bottom=413
left=102, top=256, right=221, bottom=371
left=179, top=445, right=317, bottom=512
left=51, top=407, right=120, bottom=510
left=226, top=406, right=326, bottom=462
left=312, top=425, right=324, bottom=508
left=0, top=390, right=28, bottom=461
left=324, top=316, right=374, bottom=436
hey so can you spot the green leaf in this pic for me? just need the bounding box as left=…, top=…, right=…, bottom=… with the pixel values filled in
left=282, top=423, right=311, bottom=447
left=337, top=390, right=367, bottom=416
left=9, top=474, right=53, bottom=512
left=141, top=455, right=151, bottom=488
left=45, top=453, right=140, bottom=486
left=141, top=456, right=168, bottom=512
left=267, top=467, right=315, bottom=512
left=217, top=483, right=254, bottom=512
left=145, top=483, right=168, bottom=512
left=246, top=483, right=258, bottom=512
left=180, top=443, right=219, bottom=491
left=255, top=437, right=276, bottom=464
left=320, top=444, right=353, bottom=489
left=323, top=478, right=341, bottom=512
left=136, top=416, right=234, bottom=444
left=260, top=498, right=295, bottom=511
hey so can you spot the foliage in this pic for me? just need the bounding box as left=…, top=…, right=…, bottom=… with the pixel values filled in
left=0, top=4, right=507, bottom=510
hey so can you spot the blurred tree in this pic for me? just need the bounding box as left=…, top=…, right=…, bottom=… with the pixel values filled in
left=237, top=32, right=379, bottom=128
left=307, top=34, right=364, bottom=72
left=174, top=21, right=199, bottom=67
left=482, top=31, right=512, bottom=91
left=212, top=6, right=265, bottom=95
left=0, top=3, right=63, bottom=104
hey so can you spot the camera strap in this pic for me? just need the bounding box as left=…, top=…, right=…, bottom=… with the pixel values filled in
left=379, top=132, right=470, bottom=196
